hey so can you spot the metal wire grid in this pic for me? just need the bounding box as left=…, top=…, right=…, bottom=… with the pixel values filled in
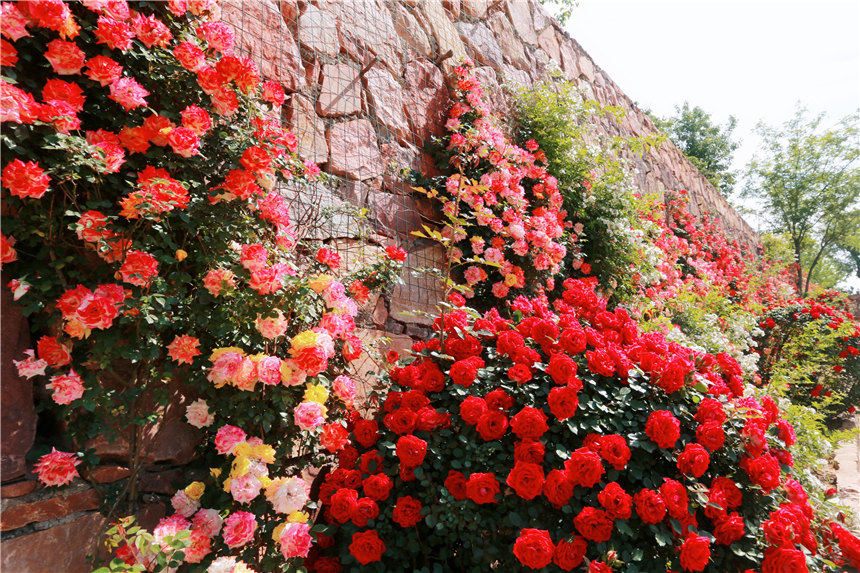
left=221, top=0, right=449, bottom=330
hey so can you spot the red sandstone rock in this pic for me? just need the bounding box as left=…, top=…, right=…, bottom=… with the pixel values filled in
left=506, top=0, right=538, bottom=45
left=367, top=190, right=425, bottom=240
left=372, top=296, right=388, bottom=329
left=462, top=0, right=489, bottom=18
left=1, top=488, right=100, bottom=531
left=362, top=64, right=410, bottom=142
left=337, top=0, right=402, bottom=75
left=404, top=55, right=450, bottom=146
left=538, top=27, right=561, bottom=63
left=90, top=465, right=130, bottom=484
left=488, top=11, right=528, bottom=69
left=395, top=6, right=433, bottom=59
left=327, top=120, right=384, bottom=181
left=0, top=289, right=36, bottom=483
left=443, top=0, right=461, bottom=20
left=387, top=243, right=448, bottom=327
left=458, top=22, right=504, bottom=70
left=317, top=63, right=362, bottom=118
left=419, top=0, right=468, bottom=83
left=0, top=510, right=106, bottom=573
left=0, top=481, right=36, bottom=498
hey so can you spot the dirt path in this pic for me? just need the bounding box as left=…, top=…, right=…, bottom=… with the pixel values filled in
left=835, top=412, right=860, bottom=531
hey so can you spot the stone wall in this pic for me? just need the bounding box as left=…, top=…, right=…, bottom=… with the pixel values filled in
left=0, top=1, right=760, bottom=570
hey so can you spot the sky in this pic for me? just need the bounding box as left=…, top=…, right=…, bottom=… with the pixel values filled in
left=563, top=0, right=860, bottom=290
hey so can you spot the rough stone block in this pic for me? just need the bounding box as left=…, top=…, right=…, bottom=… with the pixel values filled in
left=367, top=190, right=426, bottom=239
left=538, top=27, right=561, bottom=64
left=0, top=510, right=106, bottom=573
left=1, top=488, right=100, bottom=531
left=418, top=0, right=469, bottom=82
left=337, top=0, right=402, bottom=75
left=457, top=22, right=504, bottom=69
left=351, top=328, right=414, bottom=405
left=388, top=242, right=448, bottom=326
left=462, top=0, right=489, bottom=18
left=505, top=0, right=538, bottom=45
left=298, top=5, right=339, bottom=58
left=0, top=481, right=36, bottom=499
left=317, top=63, right=362, bottom=118
left=395, top=6, right=434, bottom=59
left=488, top=11, right=528, bottom=69
left=404, top=54, right=450, bottom=146
left=91, top=465, right=130, bottom=484
left=0, top=289, right=36, bottom=483
left=139, top=469, right=184, bottom=495
left=327, top=119, right=385, bottom=181
left=362, top=63, right=410, bottom=142
left=280, top=180, right=359, bottom=241
left=285, top=94, right=329, bottom=166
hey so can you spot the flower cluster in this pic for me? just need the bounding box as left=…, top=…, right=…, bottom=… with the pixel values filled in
left=311, top=278, right=855, bottom=571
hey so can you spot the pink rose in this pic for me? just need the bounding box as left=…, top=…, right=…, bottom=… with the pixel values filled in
left=13, top=349, right=48, bottom=379
left=34, top=448, right=80, bottom=487
left=191, top=508, right=223, bottom=537
left=185, top=399, right=214, bottom=428
left=279, top=522, right=312, bottom=558
left=257, top=356, right=282, bottom=386
left=214, top=425, right=247, bottom=455
left=294, top=401, right=325, bottom=431
left=171, top=489, right=201, bottom=518
left=46, top=368, right=85, bottom=405
left=333, top=375, right=357, bottom=403
left=222, top=511, right=256, bottom=548
left=231, top=474, right=262, bottom=504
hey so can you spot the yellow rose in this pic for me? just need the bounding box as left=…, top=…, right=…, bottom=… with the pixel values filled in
left=175, top=249, right=188, bottom=261
left=210, top=467, right=222, bottom=478
left=252, top=444, right=276, bottom=464
left=505, top=274, right=518, bottom=287
left=272, top=522, right=286, bottom=542
left=287, top=511, right=309, bottom=523
left=290, top=330, right=318, bottom=352
left=304, top=383, right=329, bottom=405
left=259, top=476, right=272, bottom=489
left=230, top=455, right=250, bottom=479
left=233, top=563, right=254, bottom=573
left=209, top=346, right=246, bottom=362
left=233, top=442, right=252, bottom=458
left=248, top=353, right=268, bottom=364
left=222, top=477, right=232, bottom=492
left=307, top=275, right=333, bottom=294
left=184, top=481, right=205, bottom=500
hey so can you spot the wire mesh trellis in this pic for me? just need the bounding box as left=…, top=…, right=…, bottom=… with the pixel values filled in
left=221, top=0, right=452, bottom=334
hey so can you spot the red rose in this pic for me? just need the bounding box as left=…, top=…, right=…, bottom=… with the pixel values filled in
left=513, top=528, right=554, bottom=569
left=444, top=335, right=483, bottom=360
left=349, top=530, right=385, bottom=565
left=460, top=396, right=488, bottom=425
left=401, top=391, right=430, bottom=411
left=547, top=354, right=578, bottom=385
left=645, top=410, right=680, bottom=449
left=679, top=533, right=710, bottom=572
left=37, top=335, right=71, bottom=366
left=497, top=330, right=526, bottom=356
left=508, top=364, right=533, bottom=383
left=353, top=419, right=380, bottom=448
left=465, top=473, right=500, bottom=504
left=485, top=388, right=514, bottom=411
left=695, top=398, right=726, bottom=426
left=588, top=563, right=611, bottom=573
left=678, top=443, right=710, bottom=478
left=506, top=461, right=545, bottom=500
left=710, top=476, right=742, bottom=508
left=444, top=470, right=468, bottom=500
left=338, top=446, right=359, bottom=470
left=415, top=407, right=449, bottom=432
left=582, top=433, right=603, bottom=452
left=419, top=362, right=445, bottom=392
left=634, top=489, right=666, bottom=524
left=343, top=470, right=363, bottom=489
left=314, top=556, right=342, bottom=573
left=362, top=474, right=393, bottom=502
left=597, top=482, right=632, bottom=520
left=119, top=250, right=158, bottom=287
left=385, top=245, right=407, bottom=261
left=329, top=488, right=358, bottom=523
left=564, top=447, right=605, bottom=488
left=543, top=469, right=574, bottom=507
left=548, top=384, right=579, bottom=420
left=350, top=497, right=379, bottom=527
left=384, top=409, right=416, bottom=435
left=573, top=507, right=614, bottom=543
left=450, top=357, right=481, bottom=387
left=746, top=453, right=781, bottom=493
left=553, top=535, right=587, bottom=570
left=599, top=434, right=631, bottom=470
left=359, top=451, right=384, bottom=475
left=510, top=406, right=549, bottom=440
left=660, top=479, right=690, bottom=519
left=762, top=546, right=807, bottom=573
left=392, top=496, right=423, bottom=528
left=530, top=319, right=559, bottom=349
left=656, top=355, right=693, bottom=393
left=586, top=348, right=615, bottom=376
left=476, top=410, right=508, bottom=441
left=514, top=439, right=545, bottom=464
left=559, top=327, right=587, bottom=355
left=395, top=435, right=427, bottom=468
left=696, top=422, right=725, bottom=451
left=714, top=512, right=745, bottom=545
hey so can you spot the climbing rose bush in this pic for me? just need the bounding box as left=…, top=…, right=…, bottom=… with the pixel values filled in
left=311, top=279, right=859, bottom=572
left=1, top=1, right=403, bottom=571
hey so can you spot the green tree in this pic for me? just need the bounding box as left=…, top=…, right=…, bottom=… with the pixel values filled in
left=742, top=106, right=860, bottom=297
left=653, top=102, right=740, bottom=195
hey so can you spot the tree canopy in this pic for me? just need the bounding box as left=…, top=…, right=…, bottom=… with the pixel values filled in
left=652, top=102, right=740, bottom=195
left=742, top=106, right=860, bottom=296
